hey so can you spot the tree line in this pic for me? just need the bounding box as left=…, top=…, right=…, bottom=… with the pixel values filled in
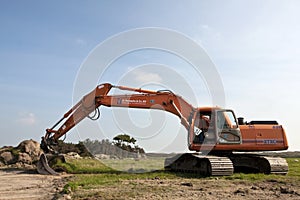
left=83, top=134, right=145, bottom=158
left=56, top=134, right=145, bottom=158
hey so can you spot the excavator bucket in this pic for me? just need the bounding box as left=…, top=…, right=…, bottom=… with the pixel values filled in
left=37, top=153, right=59, bottom=175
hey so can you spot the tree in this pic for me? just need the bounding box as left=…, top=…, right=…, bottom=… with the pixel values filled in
left=82, top=136, right=145, bottom=158
left=113, top=134, right=135, bottom=147
left=130, top=137, right=136, bottom=145
left=112, top=133, right=144, bottom=154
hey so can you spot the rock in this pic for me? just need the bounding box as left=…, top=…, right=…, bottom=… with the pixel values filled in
left=251, top=186, right=258, bottom=190
left=280, top=186, right=297, bottom=195
left=181, top=182, right=193, bottom=187
left=95, top=154, right=110, bottom=159
left=58, top=194, right=72, bottom=200
left=64, top=194, right=72, bottom=200
left=13, top=162, right=23, bottom=168
left=66, top=152, right=81, bottom=159
left=18, top=152, right=33, bottom=164
left=0, top=160, right=4, bottom=167
left=110, top=155, right=119, bottom=159
left=0, top=146, right=13, bottom=154
left=0, top=151, right=15, bottom=164
left=234, top=188, right=249, bottom=195
left=0, top=140, right=44, bottom=168
left=16, top=140, right=42, bottom=161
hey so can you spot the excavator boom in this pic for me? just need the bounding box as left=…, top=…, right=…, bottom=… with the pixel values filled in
left=41, top=83, right=194, bottom=153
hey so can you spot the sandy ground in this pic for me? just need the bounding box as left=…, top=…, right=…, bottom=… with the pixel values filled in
left=1, top=169, right=299, bottom=200
left=72, top=177, right=300, bottom=200
left=0, top=169, right=70, bottom=200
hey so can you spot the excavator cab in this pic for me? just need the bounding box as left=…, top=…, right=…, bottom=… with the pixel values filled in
left=189, top=108, right=242, bottom=151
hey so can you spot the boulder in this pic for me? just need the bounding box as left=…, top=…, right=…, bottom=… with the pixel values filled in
left=66, top=152, right=81, bottom=159
left=13, top=162, right=35, bottom=169
left=0, top=139, right=43, bottom=168
left=0, top=151, right=15, bottom=164
left=18, top=152, right=33, bottom=164
left=95, top=154, right=110, bottom=159
left=16, top=139, right=42, bottom=161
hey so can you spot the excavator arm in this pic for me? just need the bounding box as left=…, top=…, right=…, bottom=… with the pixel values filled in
left=41, top=83, right=112, bottom=153
left=41, top=83, right=195, bottom=153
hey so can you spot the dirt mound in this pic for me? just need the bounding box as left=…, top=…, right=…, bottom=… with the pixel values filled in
left=0, top=139, right=42, bottom=169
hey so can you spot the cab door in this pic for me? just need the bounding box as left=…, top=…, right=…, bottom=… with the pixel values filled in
left=215, top=109, right=242, bottom=144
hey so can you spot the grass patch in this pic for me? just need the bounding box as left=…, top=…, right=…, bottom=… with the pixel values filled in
left=61, top=156, right=300, bottom=197
left=101, top=156, right=166, bottom=172
left=224, top=172, right=280, bottom=181
left=56, top=156, right=168, bottom=174
left=59, top=157, right=179, bottom=192
left=55, top=158, right=114, bottom=174
left=286, top=158, right=300, bottom=178
left=64, top=171, right=178, bottom=192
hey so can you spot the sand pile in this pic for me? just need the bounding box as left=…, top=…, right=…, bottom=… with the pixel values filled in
left=0, top=139, right=42, bottom=169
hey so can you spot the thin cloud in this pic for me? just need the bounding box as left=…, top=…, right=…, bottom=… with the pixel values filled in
left=133, top=69, right=163, bottom=83
left=17, top=112, right=37, bottom=126
left=75, top=38, right=87, bottom=46
left=201, top=24, right=210, bottom=30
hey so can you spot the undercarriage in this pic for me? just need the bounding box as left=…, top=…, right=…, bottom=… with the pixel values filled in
left=164, top=152, right=288, bottom=176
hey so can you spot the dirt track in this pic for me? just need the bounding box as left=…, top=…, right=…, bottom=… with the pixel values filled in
left=1, top=169, right=300, bottom=200
left=0, top=169, right=69, bottom=200
left=72, top=177, right=300, bottom=200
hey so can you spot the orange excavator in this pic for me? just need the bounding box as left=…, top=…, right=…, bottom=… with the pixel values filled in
left=38, top=83, right=289, bottom=176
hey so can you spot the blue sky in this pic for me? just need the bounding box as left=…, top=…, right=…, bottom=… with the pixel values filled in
left=0, top=0, right=299, bottom=152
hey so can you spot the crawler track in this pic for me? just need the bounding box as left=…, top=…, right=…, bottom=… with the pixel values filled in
left=229, top=154, right=288, bottom=175
left=164, top=153, right=288, bottom=176
left=165, top=153, right=234, bottom=176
